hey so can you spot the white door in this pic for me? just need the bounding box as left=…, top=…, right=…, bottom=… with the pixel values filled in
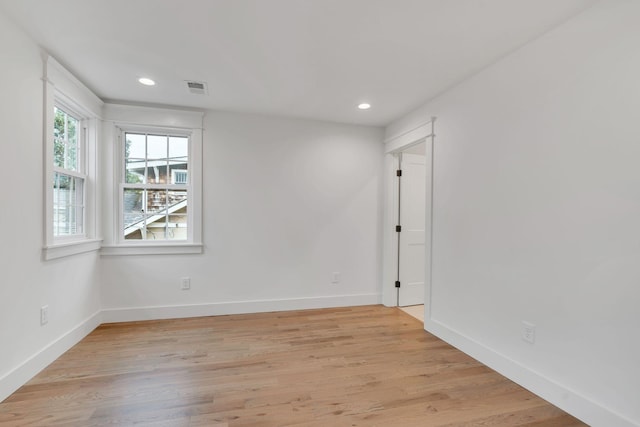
left=398, top=152, right=426, bottom=306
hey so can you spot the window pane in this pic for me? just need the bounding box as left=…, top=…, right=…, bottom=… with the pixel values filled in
left=54, top=108, right=66, bottom=168
left=147, top=135, right=168, bottom=183
left=74, top=178, right=84, bottom=235
left=169, top=137, right=188, bottom=185
left=169, top=136, right=188, bottom=158
left=168, top=190, right=187, bottom=240
left=67, top=173, right=76, bottom=200
left=66, top=113, right=78, bottom=170
left=53, top=172, right=84, bottom=236
left=125, top=133, right=146, bottom=158
left=53, top=107, right=79, bottom=172
left=123, top=189, right=144, bottom=239
left=145, top=214, right=168, bottom=240
left=168, top=189, right=187, bottom=207
left=125, top=133, right=146, bottom=184
left=147, top=135, right=167, bottom=160
left=125, top=161, right=145, bottom=184
left=146, top=189, right=167, bottom=214
left=168, top=205, right=188, bottom=240
left=53, top=173, right=61, bottom=235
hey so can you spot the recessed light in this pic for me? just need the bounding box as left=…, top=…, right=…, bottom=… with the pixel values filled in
left=358, top=103, right=371, bottom=110
left=138, top=77, right=156, bottom=86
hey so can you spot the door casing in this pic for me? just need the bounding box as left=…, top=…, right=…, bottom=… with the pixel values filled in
left=382, top=118, right=435, bottom=319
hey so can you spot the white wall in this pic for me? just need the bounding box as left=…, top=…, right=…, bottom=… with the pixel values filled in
left=0, top=5, right=383, bottom=399
left=101, top=111, right=384, bottom=319
left=0, top=11, right=101, bottom=401
left=386, top=1, right=640, bottom=426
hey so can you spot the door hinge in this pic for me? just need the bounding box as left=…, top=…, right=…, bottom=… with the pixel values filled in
left=395, top=280, right=401, bottom=288
left=396, top=169, right=402, bottom=177
left=395, top=225, right=401, bottom=232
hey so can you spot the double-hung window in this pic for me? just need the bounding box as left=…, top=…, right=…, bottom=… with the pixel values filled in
left=53, top=106, right=85, bottom=237
left=122, top=131, right=190, bottom=241
left=100, top=103, right=203, bottom=256
left=43, top=55, right=102, bottom=260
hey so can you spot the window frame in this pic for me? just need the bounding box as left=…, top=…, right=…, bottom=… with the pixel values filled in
left=43, top=56, right=102, bottom=260
left=100, top=103, right=203, bottom=256
left=52, top=102, right=87, bottom=240
left=118, top=126, right=193, bottom=244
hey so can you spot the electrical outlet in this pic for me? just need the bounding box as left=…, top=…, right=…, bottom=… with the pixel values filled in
left=522, top=321, right=535, bottom=344
left=331, top=272, right=340, bottom=284
left=181, top=277, right=191, bottom=290
left=40, top=305, right=49, bottom=325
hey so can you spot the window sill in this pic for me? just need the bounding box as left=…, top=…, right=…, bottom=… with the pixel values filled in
left=43, top=238, right=103, bottom=260
left=100, top=243, right=203, bottom=256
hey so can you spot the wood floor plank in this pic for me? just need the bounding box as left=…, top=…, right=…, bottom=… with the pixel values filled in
left=0, top=305, right=587, bottom=426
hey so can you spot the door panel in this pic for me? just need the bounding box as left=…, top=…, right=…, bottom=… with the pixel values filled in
left=399, top=153, right=426, bottom=307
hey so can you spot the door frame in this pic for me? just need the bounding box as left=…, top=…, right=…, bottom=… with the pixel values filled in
left=382, top=118, right=436, bottom=316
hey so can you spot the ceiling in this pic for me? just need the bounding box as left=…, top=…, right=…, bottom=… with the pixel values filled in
left=0, top=0, right=595, bottom=126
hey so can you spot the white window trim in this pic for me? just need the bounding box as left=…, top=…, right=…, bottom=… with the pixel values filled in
left=101, top=104, right=203, bottom=256
left=43, top=56, right=103, bottom=260
left=53, top=106, right=87, bottom=239
left=100, top=243, right=202, bottom=256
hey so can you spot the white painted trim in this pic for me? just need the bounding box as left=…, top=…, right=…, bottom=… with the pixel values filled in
left=384, top=119, right=433, bottom=153
left=0, top=310, right=101, bottom=403
left=104, top=109, right=203, bottom=250
left=101, top=294, right=381, bottom=323
left=44, top=56, right=101, bottom=257
left=424, top=317, right=638, bottom=427
left=100, top=243, right=203, bottom=256
left=103, top=103, right=204, bottom=130
left=43, top=238, right=102, bottom=260
left=45, top=55, right=103, bottom=117
left=382, top=117, right=435, bottom=307
left=385, top=119, right=434, bottom=145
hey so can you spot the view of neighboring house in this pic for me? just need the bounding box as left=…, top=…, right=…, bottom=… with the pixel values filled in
left=123, top=191, right=187, bottom=240
left=123, top=132, right=189, bottom=240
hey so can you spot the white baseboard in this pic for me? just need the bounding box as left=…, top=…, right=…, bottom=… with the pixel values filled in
left=101, top=293, right=381, bottom=323
left=0, top=310, right=101, bottom=403
left=424, top=317, right=638, bottom=427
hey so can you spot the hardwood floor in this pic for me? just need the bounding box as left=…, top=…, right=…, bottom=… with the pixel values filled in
left=400, top=305, right=425, bottom=322
left=0, top=306, right=587, bottom=426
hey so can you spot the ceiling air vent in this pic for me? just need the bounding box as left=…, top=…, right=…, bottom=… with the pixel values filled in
left=185, top=80, right=208, bottom=95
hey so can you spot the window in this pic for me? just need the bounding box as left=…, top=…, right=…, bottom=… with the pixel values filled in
left=53, top=106, right=85, bottom=237
left=122, top=132, right=190, bottom=241
left=172, top=170, right=188, bottom=185
left=43, top=55, right=102, bottom=260
left=100, top=103, right=203, bottom=256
